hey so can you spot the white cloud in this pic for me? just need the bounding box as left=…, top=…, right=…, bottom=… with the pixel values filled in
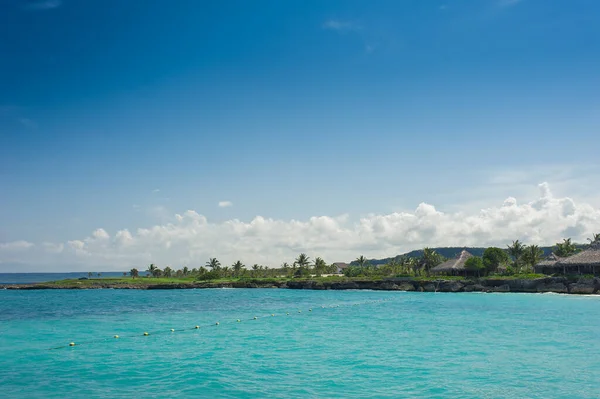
left=218, top=201, right=233, bottom=208
left=322, top=20, right=361, bottom=33
left=0, top=241, right=34, bottom=251
left=152, top=188, right=160, bottom=193
left=2, top=183, right=600, bottom=271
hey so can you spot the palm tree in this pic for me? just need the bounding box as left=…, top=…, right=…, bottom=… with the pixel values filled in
left=87, top=272, right=93, bottom=278
left=206, top=258, right=221, bottom=271
left=232, top=261, right=244, bottom=277
left=130, top=268, right=139, bottom=279
left=507, top=240, right=525, bottom=273
left=314, top=257, right=327, bottom=276
left=588, top=233, right=600, bottom=244
left=555, top=238, right=577, bottom=257
left=252, top=264, right=259, bottom=277
left=147, top=264, right=157, bottom=277
left=182, top=266, right=189, bottom=276
left=294, top=253, right=310, bottom=269
left=521, top=245, right=544, bottom=272
left=163, top=266, right=173, bottom=278
left=355, top=255, right=368, bottom=268
left=420, top=248, right=441, bottom=276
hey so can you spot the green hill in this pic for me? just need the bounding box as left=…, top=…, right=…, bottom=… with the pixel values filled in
left=349, top=246, right=568, bottom=266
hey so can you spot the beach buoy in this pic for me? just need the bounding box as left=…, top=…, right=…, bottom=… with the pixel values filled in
left=253, top=316, right=257, bottom=320
left=114, top=335, right=119, bottom=339
left=69, top=342, right=75, bottom=347
left=143, top=332, right=149, bottom=336
left=171, top=329, right=175, bottom=332
left=195, top=325, right=199, bottom=329
left=237, top=319, right=241, bottom=322
left=286, top=312, right=289, bottom=315
left=271, top=314, right=275, bottom=317
left=298, top=310, right=301, bottom=313
left=215, top=322, right=219, bottom=325
left=309, top=309, right=312, bottom=312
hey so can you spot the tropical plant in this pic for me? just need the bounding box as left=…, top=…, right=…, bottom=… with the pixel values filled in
left=314, top=257, right=327, bottom=276
left=129, top=268, right=139, bottom=278
left=355, top=255, right=368, bottom=268
left=465, top=257, right=485, bottom=277
left=420, top=248, right=442, bottom=275
left=163, top=266, right=173, bottom=278
left=151, top=267, right=163, bottom=278
left=147, top=264, right=157, bottom=277
left=554, top=238, right=577, bottom=257
left=482, top=247, right=510, bottom=275
left=182, top=266, right=189, bottom=276
left=206, top=258, right=221, bottom=271
left=507, top=240, right=525, bottom=273
left=521, top=245, right=544, bottom=271
left=588, top=233, right=600, bottom=244
left=294, top=253, right=310, bottom=269
left=232, top=261, right=244, bottom=277
left=88, top=272, right=93, bottom=278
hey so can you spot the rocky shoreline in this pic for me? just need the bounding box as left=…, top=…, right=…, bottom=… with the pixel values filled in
left=2, top=277, right=600, bottom=294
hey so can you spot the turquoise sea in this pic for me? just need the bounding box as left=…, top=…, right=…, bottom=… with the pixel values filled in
left=1, top=289, right=599, bottom=398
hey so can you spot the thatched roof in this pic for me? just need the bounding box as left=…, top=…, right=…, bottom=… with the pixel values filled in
left=535, top=253, right=563, bottom=268
left=431, top=250, right=473, bottom=273
left=555, top=241, right=600, bottom=267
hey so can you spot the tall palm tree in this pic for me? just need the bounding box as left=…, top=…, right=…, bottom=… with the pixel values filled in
left=314, top=257, right=327, bottom=276
left=294, top=253, right=310, bottom=269
left=232, top=261, right=244, bottom=277
left=182, top=266, right=189, bottom=276
left=163, top=266, right=173, bottom=278
left=588, top=233, right=600, bottom=244
left=555, top=238, right=577, bottom=257
left=206, top=258, right=221, bottom=271
left=129, top=268, right=139, bottom=279
left=507, top=240, right=525, bottom=273
left=355, top=255, right=368, bottom=268
left=147, top=264, right=157, bottom=277
left=420, top=248, right=441, bottom=276
left=521, top=245, right=544, bottom=272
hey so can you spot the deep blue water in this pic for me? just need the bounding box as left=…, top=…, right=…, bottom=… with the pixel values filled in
left=1, top=289, right=599, bottom=398
left=0, top=272, right=143, bottom=284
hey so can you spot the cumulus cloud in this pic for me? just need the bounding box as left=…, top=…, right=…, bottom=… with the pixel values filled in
left=2, top=183, right=599, bottom=271
left=218, top=201, right=233, bottom=208
left=0, top=241, right=34, bottom=251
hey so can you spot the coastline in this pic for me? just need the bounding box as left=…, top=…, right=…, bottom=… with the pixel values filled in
left=2, top=276, right=599, bottom=295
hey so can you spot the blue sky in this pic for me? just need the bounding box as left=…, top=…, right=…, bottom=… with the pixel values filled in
left=1, top=0, right=599, bottom=271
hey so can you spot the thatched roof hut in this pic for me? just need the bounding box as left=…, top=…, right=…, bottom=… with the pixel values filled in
left=553, top=240, right=600, bottom=275
left=534, top=253, right=563, bottom=274
left=431, top=250, right=473, bottom=274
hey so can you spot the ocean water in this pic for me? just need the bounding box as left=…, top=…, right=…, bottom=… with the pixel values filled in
left=1, top=289, right=599, bottom=398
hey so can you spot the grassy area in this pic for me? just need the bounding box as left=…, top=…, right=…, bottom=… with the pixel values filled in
left=34, top=273, right=565, bottom=289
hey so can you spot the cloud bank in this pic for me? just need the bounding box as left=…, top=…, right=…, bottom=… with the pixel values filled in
left=1, top=183, right=598, bottom=271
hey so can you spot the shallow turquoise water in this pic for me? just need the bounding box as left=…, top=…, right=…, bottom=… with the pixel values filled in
left=1, top=289, right=599, bottom=398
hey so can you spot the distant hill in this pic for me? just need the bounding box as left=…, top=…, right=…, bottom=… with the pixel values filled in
left=348, top=245, right=587, bottom=266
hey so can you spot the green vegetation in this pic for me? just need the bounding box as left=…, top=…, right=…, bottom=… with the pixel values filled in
left=25, top=233, right=598, bottom=290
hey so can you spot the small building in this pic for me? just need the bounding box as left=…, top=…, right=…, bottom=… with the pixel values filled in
left=552, top=240, right=600, bottom=275
left=332, top=262, right=350, bottom=274
left=534, top=253, right=563, bottom=275
left=430, top=250, right=473, bottom=276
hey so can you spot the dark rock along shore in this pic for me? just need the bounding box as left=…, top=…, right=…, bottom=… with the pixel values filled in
left=3, top=277, right=600, bottom=294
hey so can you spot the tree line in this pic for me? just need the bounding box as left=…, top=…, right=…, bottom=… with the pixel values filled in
left=126, top=234, right=599, bottom=280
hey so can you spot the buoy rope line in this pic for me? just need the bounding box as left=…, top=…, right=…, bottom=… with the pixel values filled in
left=48, top=297, right=394, bottom=350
